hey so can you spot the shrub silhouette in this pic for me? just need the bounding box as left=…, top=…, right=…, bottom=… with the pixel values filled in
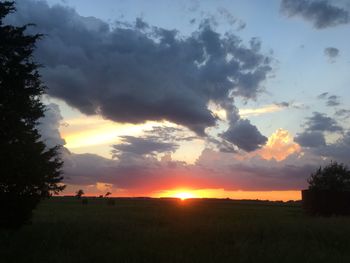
left=308, top=161, right=350, bottom=191
left=76, top=189, right=84, bottom=199
left=0, top=1, right=64, bottom=229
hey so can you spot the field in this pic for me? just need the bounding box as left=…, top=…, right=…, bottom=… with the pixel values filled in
left=1, top=197, right=350, bottom=263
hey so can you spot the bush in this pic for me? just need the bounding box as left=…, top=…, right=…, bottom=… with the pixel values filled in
left=308, top=161, right=350, bottom=191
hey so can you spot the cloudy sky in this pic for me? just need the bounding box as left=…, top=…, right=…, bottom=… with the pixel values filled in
left=6, top=0, right=350, bottom=200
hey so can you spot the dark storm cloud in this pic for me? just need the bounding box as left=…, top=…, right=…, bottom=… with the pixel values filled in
left=280, top=0, right=349, bottom=29
left=111, top=125, right=199, bottom=159
left=304, top=112, right=343, bottom=132
left=294, top=131, right=326, bottom=147
left=211, top=100, right=268, bottom=152
left=221, top=119, right=268, bottom=152
left=7, top=0, right=272, bottom=141
left=111, top=136, right=178, bottom=159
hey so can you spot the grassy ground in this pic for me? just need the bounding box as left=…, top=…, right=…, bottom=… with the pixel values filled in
left=1, top=197, right=350, bottom=263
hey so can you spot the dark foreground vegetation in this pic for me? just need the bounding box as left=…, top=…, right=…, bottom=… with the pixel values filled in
left=0, top=1, right=64, bottom=228
left=1, top=198, right=350, bottom=263
left=303, top=161, right=350, bottom=216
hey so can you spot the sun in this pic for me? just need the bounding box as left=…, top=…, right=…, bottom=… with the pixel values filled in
left=156, top=189, right=199, bottom=200
left=174, top=192, right=195, bottom=200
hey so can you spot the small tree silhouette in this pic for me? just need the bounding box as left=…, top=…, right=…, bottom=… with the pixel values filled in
left=308, top=161, right=350, bottom=191
left=105, top=192, right=112, bottom=198
left=76, top=189, right=84, bottom=199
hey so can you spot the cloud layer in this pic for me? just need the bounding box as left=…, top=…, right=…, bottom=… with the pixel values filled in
left=8, top=0, right=271, bottom=152
left=18, top=0, right=350, bottom=196
left=36, top=103, right=350, bottom=195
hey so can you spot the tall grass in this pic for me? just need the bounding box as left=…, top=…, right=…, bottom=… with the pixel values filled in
left=1, top=198, right=350, bottom=263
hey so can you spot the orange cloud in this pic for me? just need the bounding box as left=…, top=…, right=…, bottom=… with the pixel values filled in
left=257, top=129, right=300, bottom=161
left=96, top=182, right=113, bottom=193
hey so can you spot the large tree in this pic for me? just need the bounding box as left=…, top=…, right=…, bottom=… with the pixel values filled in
left=0, top=1, right=65, bottom=228
left=308, top=161, right=350, bottom=191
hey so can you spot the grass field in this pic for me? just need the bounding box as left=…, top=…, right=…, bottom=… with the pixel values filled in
left=1, top=197, right=350, bottom=263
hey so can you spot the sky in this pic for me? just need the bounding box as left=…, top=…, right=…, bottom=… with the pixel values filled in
left=6, top=0, right=350, bottom=200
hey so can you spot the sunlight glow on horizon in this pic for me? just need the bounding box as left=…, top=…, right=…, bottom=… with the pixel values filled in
left=156, top=189, right=199, bottom=200
left=174, top=192, right=196, bottom=200
left=153, top=188, right=301, bottom=201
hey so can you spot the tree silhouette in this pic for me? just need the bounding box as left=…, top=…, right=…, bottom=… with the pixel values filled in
left=105, top=192, right=112, bottom=197
left=0, top=1, right=64, bottom=228
left=76, top=189, right=84, bottom=198
left=308, top=161, right=350, bottom=191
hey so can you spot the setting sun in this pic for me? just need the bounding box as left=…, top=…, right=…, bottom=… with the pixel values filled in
left=173, top=192, right=196, bottom=200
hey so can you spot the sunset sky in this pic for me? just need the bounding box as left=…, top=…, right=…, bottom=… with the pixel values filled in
left=6, top=0, right=350, bottom=200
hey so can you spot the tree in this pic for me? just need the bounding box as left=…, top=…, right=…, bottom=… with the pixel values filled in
left=105, top=192, right=112, bottom=197
left=0, top=1, right=64, bottom=228
left=76, top=189, right=84, bottom=198
left=308, top=161, right=350, bottom=191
